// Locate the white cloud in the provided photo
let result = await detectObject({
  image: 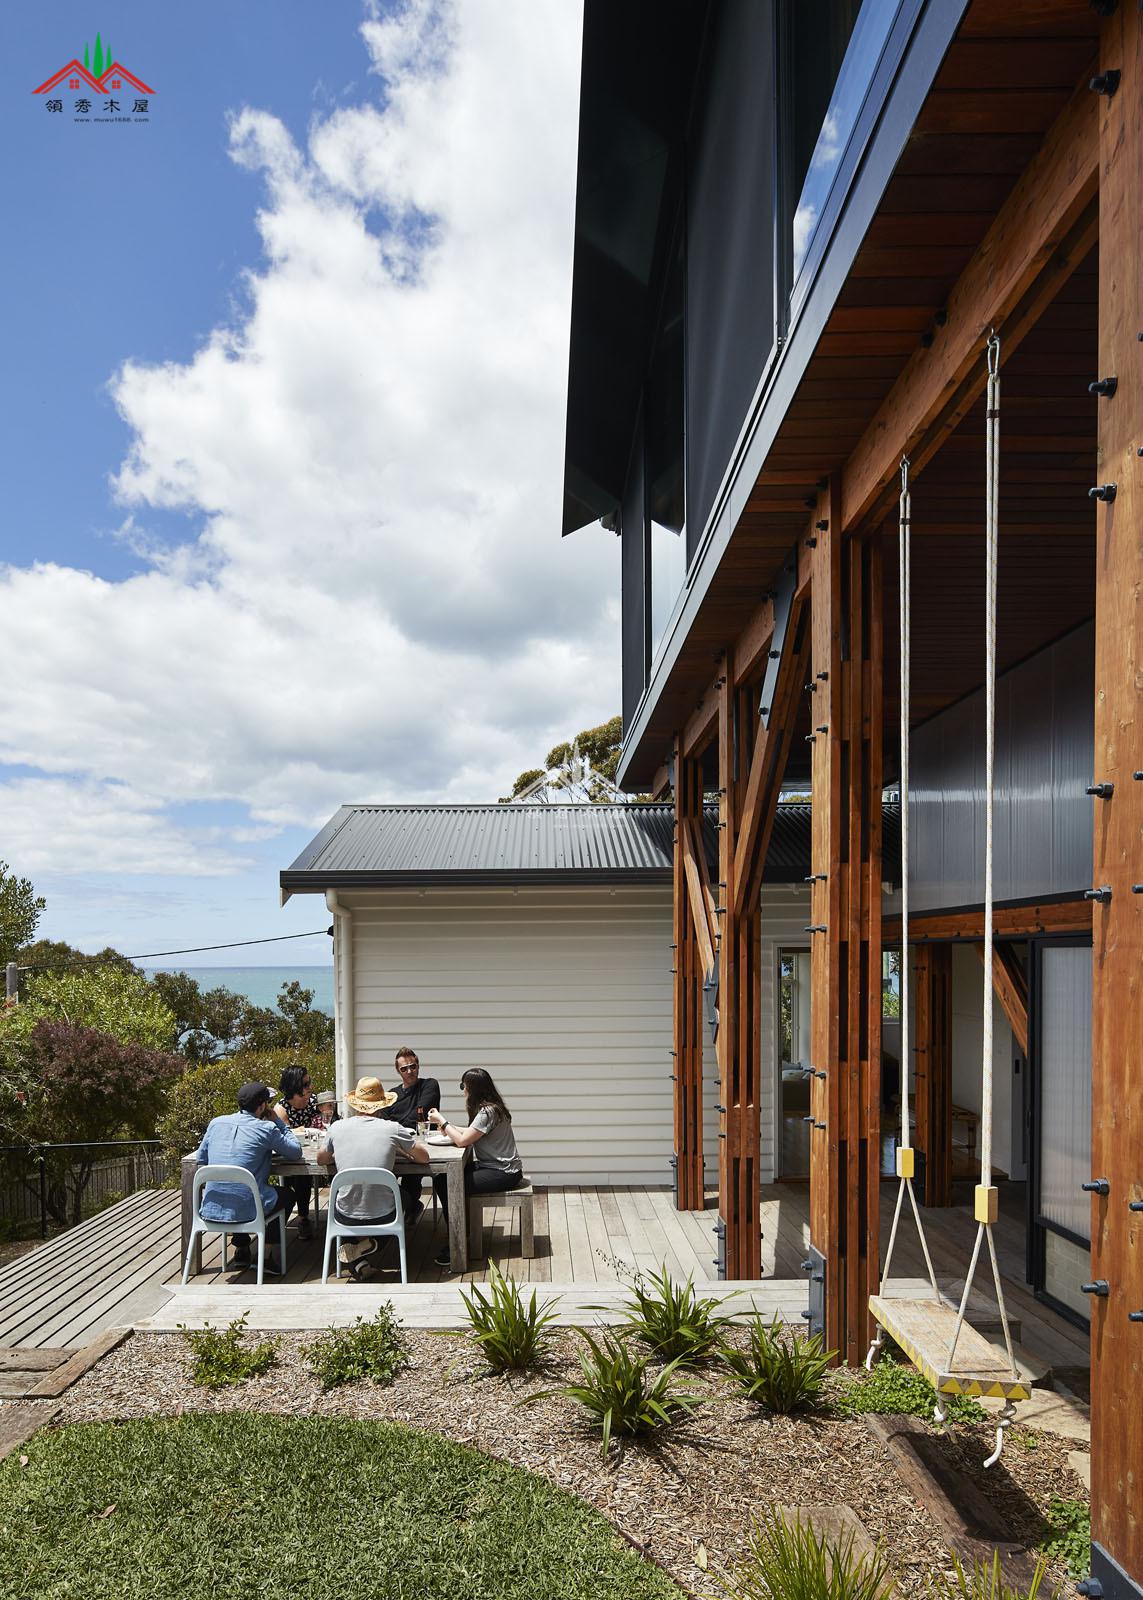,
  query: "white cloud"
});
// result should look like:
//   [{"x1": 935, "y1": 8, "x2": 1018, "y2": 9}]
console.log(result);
[
  {"x1": 0, "y1": 0, "x2": 611, "y2": 874},
  {"x1": 0, "y1": 779, "x2": 251, "y2": 878}
]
